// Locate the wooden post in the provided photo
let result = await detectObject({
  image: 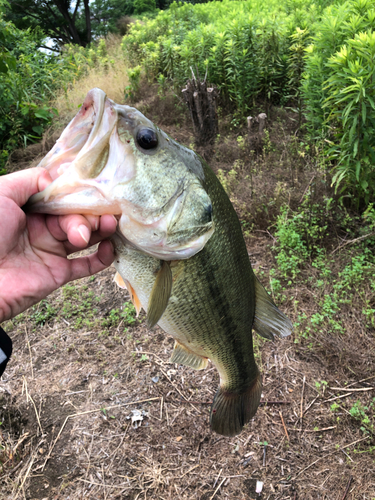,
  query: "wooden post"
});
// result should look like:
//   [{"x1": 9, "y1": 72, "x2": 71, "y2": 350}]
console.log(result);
[{"x1": 258, "y1": 113, "x2": 267, "y2": 135}]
